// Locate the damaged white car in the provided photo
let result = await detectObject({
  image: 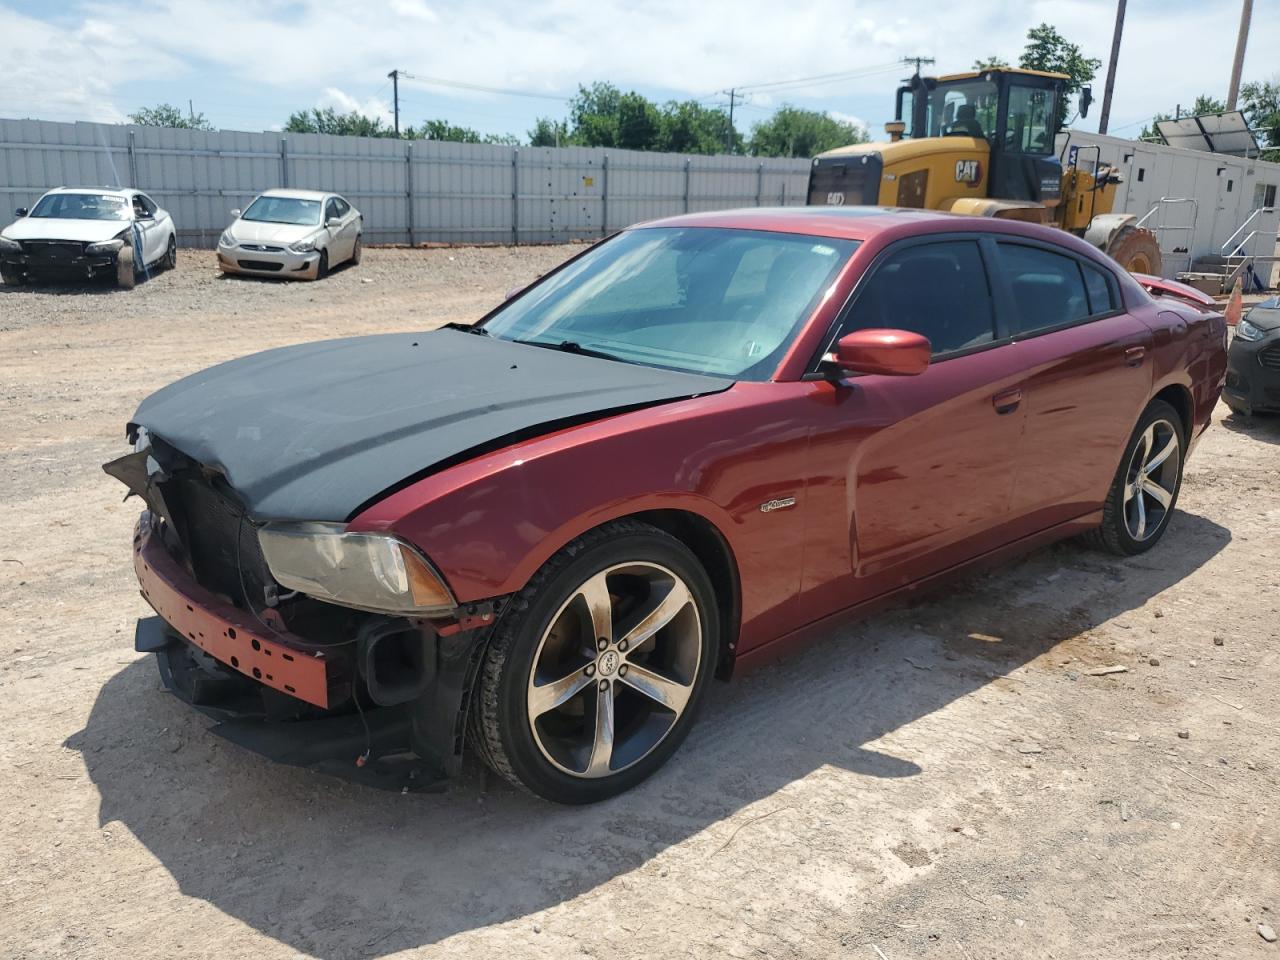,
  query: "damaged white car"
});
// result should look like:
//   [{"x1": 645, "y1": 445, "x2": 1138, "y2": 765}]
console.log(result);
[
  {"x1": 0, "y1": 187, "x2": 177, "y2": 289},
  {"x1": 216, "y1": 189, "x2": 362, "y2": 281}
]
